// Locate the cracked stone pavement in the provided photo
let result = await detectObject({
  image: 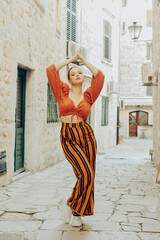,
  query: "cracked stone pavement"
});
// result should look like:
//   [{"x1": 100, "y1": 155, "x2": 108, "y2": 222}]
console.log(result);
[{"x1": 0, "y1": 139, "x2": 160, "y2": 240}]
